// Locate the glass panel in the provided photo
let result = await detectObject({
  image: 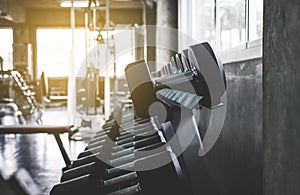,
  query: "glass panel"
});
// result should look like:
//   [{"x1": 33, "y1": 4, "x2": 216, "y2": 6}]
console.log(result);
[
  {"x1": 37, "y1": 28, "x2": 134, "y2": 78},
  {"x1": 178, "y1": 0, "x2": 194, "y2": 50},
  {"x1": 0, "y1": 28, "x2": 13, "y2": 70},
  {"x1": 249, "y1": 0, "x2": 263, "y2": 41},
  {"x1": 192, "y1": 0, "x2": 216, "y2": 47},
  {"x1": 37, "y1": 29, "x2": 72, "y2": 77},
  {"x1": 220, "y1": 0, "x2": 246, "y2": 50}
]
